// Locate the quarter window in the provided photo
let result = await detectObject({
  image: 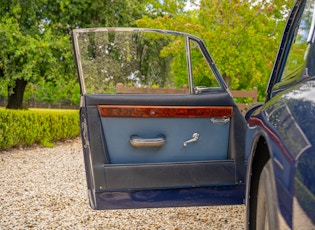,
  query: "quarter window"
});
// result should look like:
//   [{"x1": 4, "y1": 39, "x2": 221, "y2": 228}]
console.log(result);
[{"x1": 275, "y1": 0, "x2": 315, "y2": 89}]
